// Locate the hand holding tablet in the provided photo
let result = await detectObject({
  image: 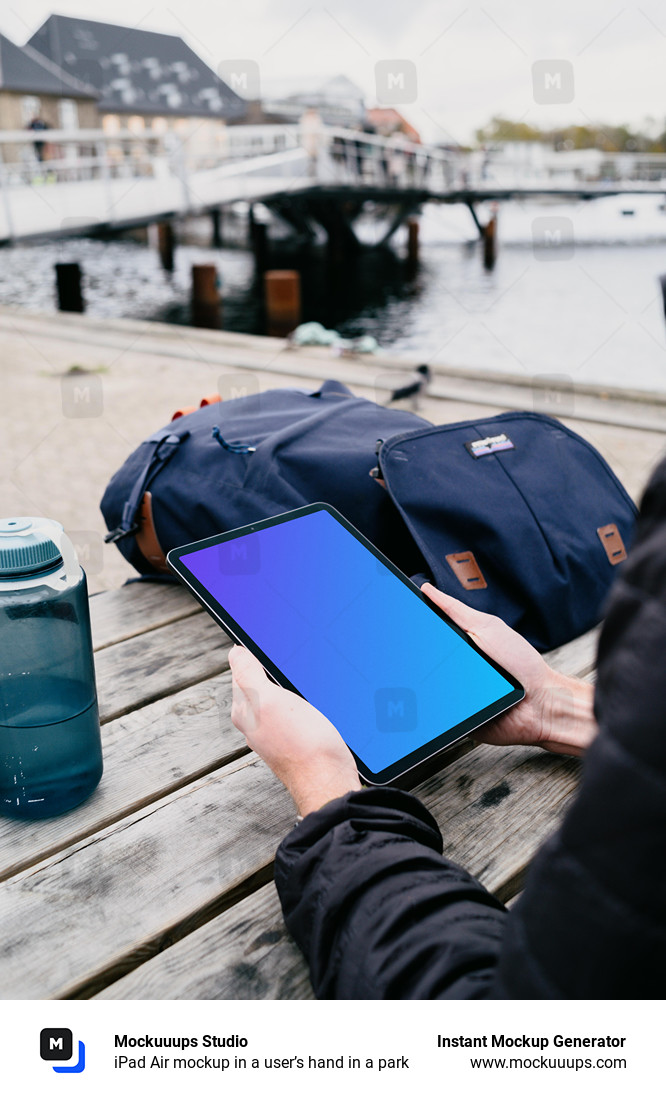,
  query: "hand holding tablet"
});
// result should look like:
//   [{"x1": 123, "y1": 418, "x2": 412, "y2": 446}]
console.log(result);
[
  {"x1": 228, "y1": 643, "x2": 363, "y2": 815},
  {"x1": 167, "y1": 504, "x2": 525, "y2": 788}
]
